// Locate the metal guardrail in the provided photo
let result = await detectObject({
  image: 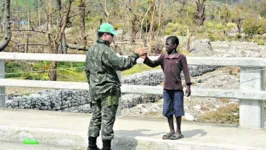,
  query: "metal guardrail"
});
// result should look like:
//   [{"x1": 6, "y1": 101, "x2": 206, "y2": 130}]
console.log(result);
[{"x1": 0, "y1": 52, "x2": 265, "y2": 129}]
